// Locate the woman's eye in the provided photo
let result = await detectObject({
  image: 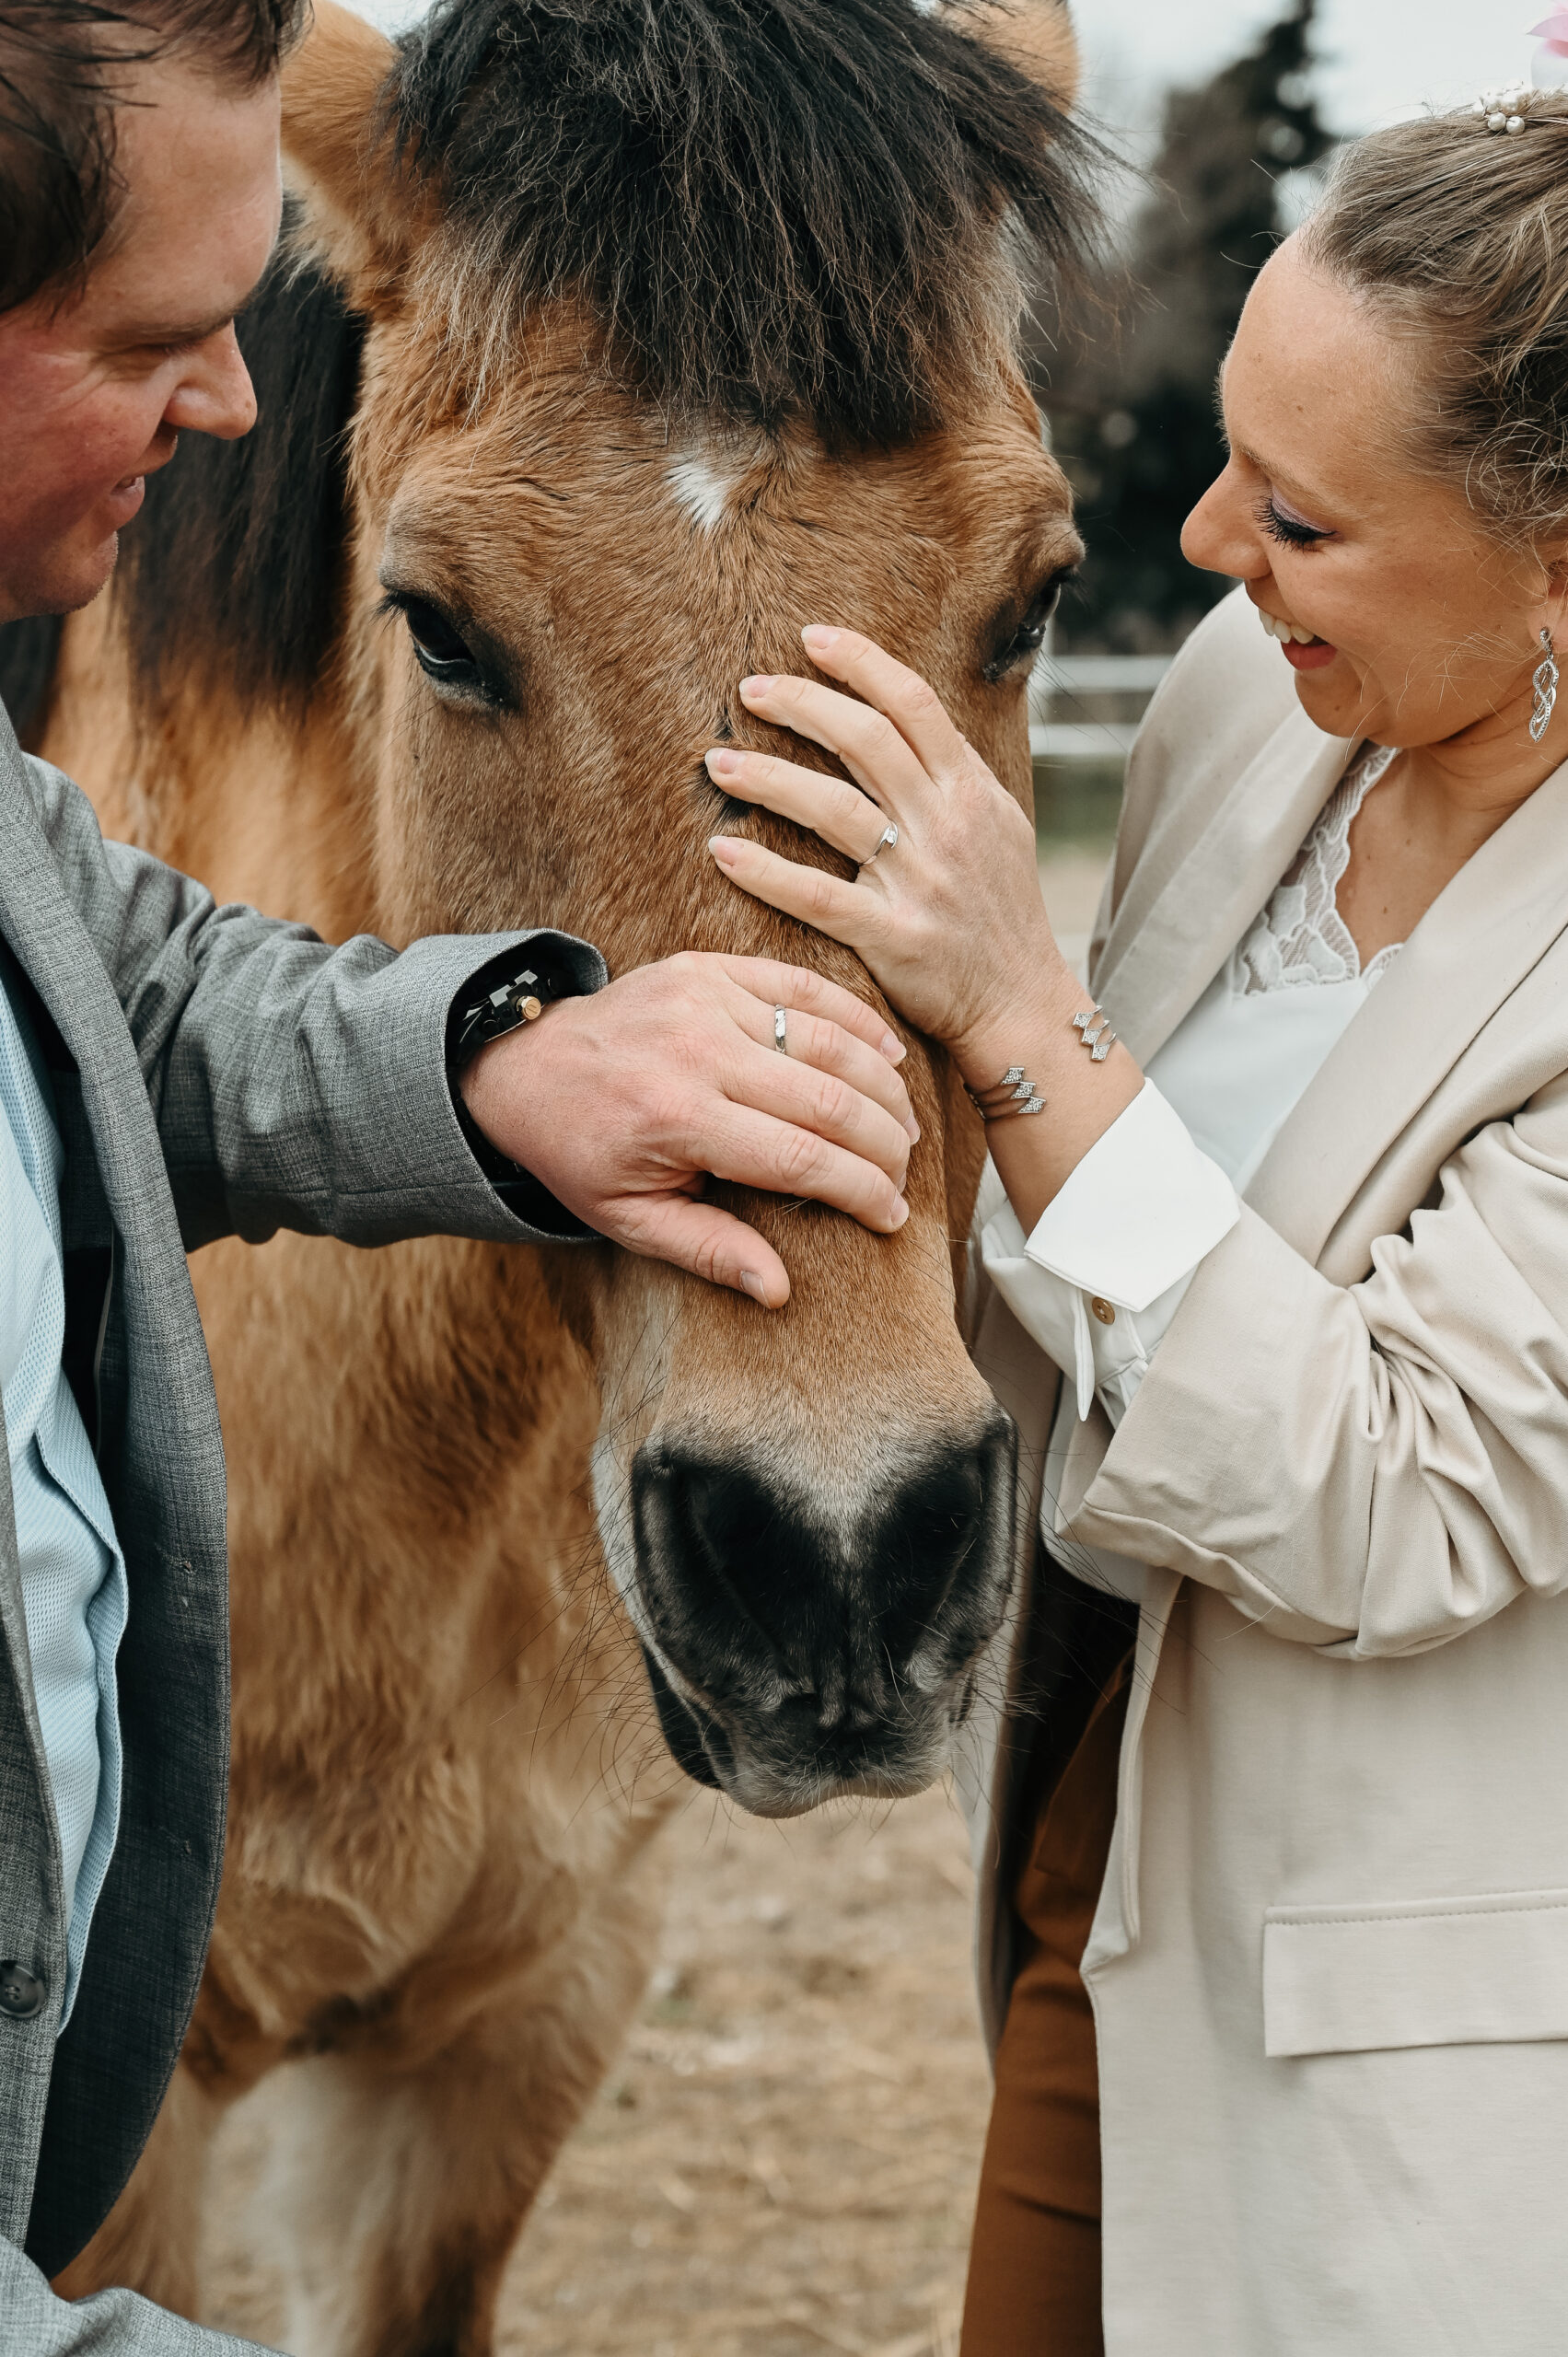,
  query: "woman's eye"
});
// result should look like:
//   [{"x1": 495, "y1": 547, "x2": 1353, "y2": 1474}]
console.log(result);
[
  {"x1": 1259, "y1": 499, "x2": 1330, "y2": 551},
  {"x1": 985, "y1": 569, "x2": 1074, "y2": 683}
]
